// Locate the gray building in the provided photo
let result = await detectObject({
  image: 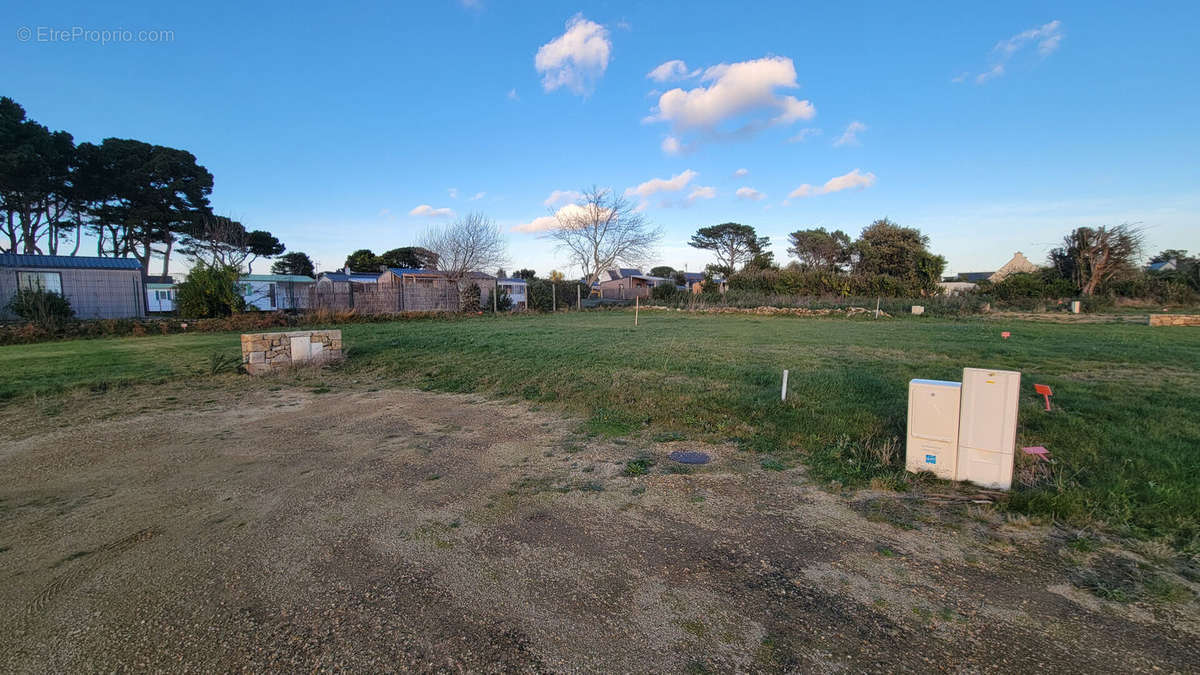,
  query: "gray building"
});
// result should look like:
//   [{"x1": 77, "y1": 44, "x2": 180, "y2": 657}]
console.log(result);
[{"x1": 0, "y1": 254, "x2": 146, "y2": 319}]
